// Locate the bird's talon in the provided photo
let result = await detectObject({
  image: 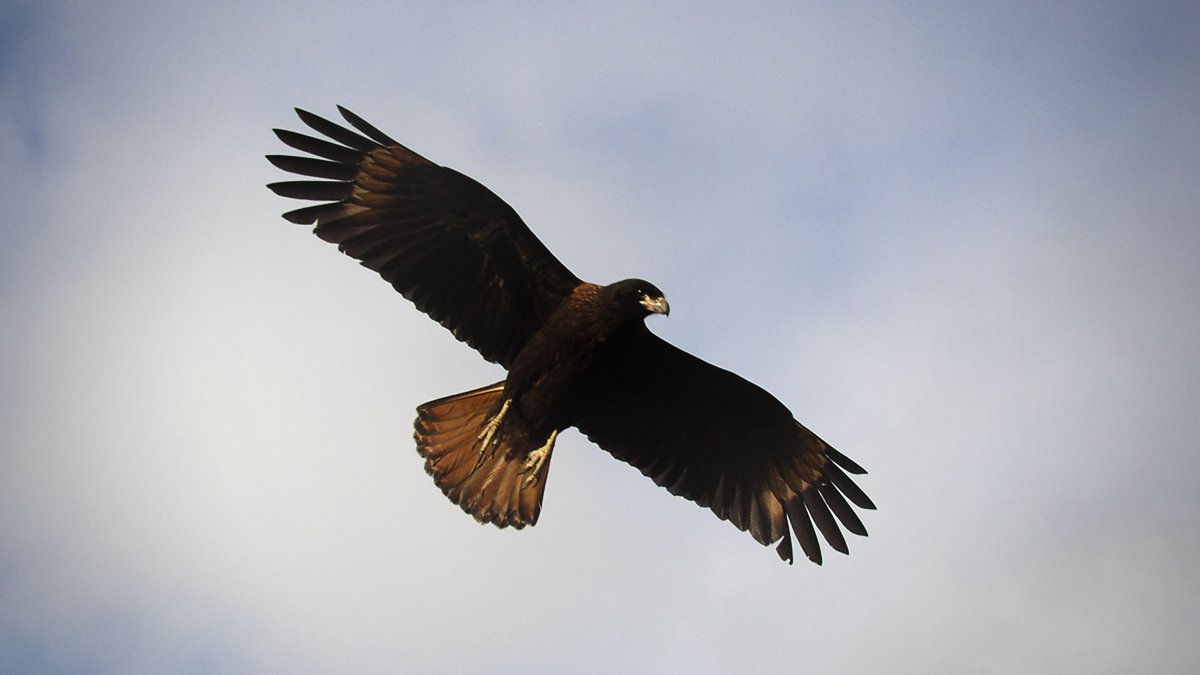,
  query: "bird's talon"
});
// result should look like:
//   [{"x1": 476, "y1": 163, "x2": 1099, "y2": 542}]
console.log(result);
[
  {"x1": 521, "y1": 430, "x2": 557, "y2": 487},
  {"x1": 476, "y1": 399, "x2": 511, "y2": 457}
]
